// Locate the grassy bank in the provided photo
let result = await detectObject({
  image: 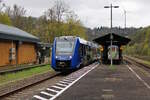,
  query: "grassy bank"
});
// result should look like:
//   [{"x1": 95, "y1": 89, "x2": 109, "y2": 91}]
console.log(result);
[{"x1": 0, "y1": 65, "x2": 53, "y2": 85}]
